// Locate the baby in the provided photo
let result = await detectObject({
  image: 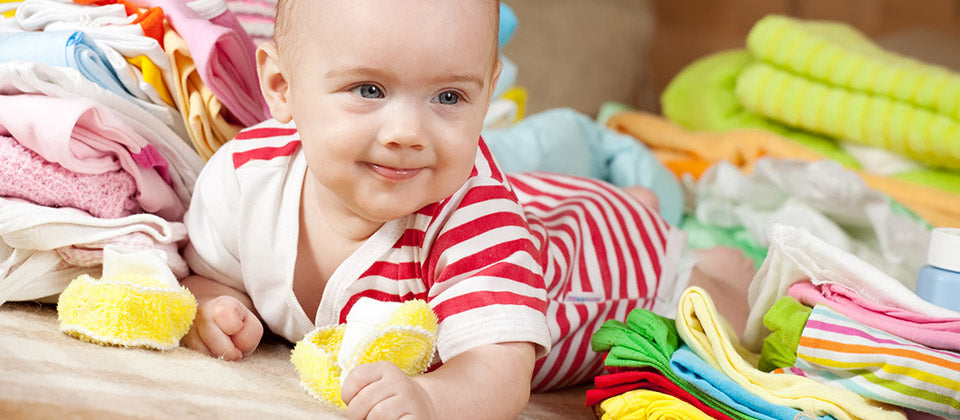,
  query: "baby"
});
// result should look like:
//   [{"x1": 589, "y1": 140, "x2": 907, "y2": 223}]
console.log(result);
[{"x1": 180, "y1": 1, "x2": 754, "y2": 418}]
